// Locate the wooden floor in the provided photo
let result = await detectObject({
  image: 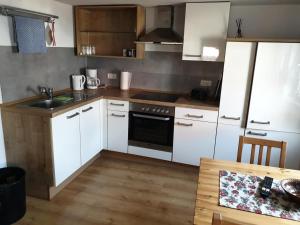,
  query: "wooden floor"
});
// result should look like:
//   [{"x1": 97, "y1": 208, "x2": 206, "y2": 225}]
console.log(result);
[{"x1": 17, "y1": 151, "x2": 199, "y2": 225}]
